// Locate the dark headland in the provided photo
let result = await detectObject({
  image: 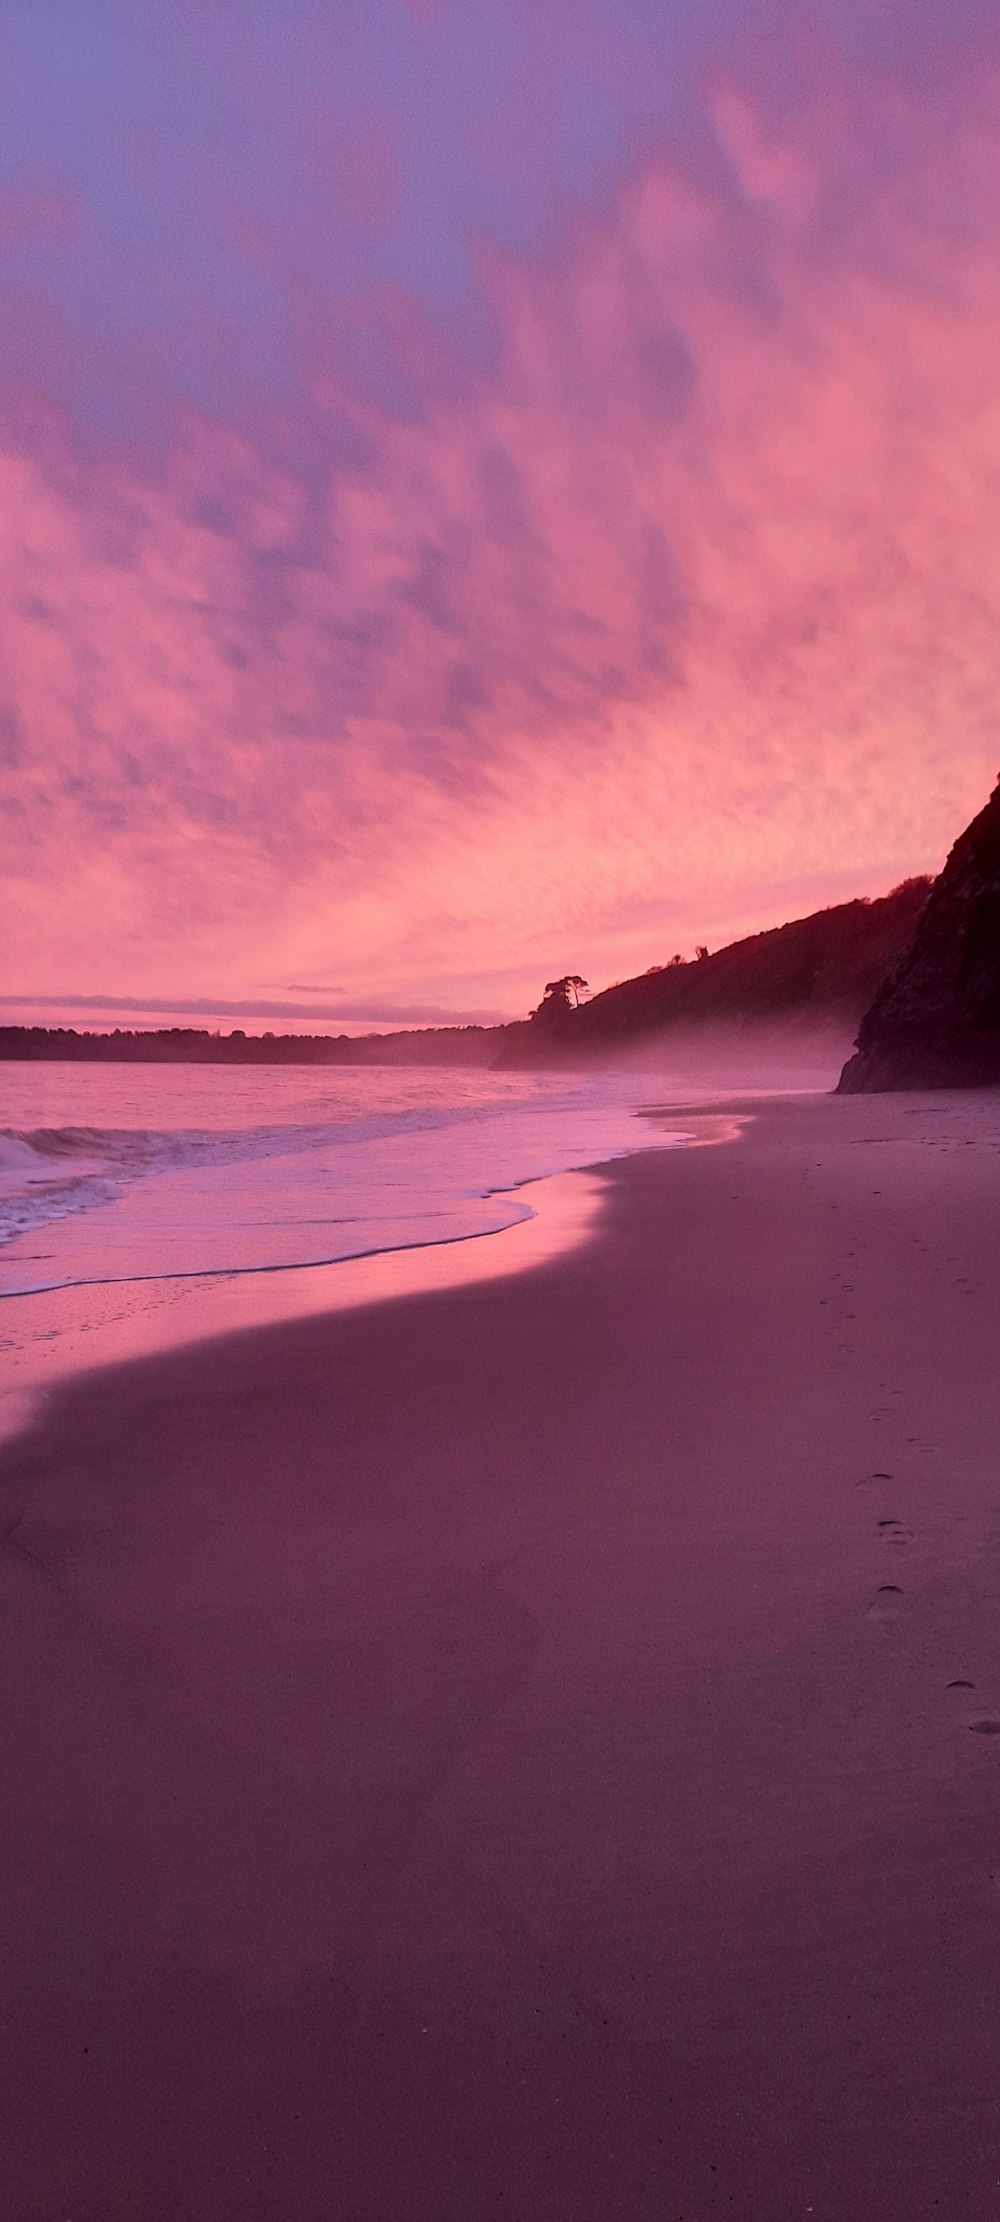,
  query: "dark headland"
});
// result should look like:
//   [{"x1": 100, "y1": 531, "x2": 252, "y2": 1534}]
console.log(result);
[{"x1": 839, "y1": 775, "x2": 1000, "y2": 1090}]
